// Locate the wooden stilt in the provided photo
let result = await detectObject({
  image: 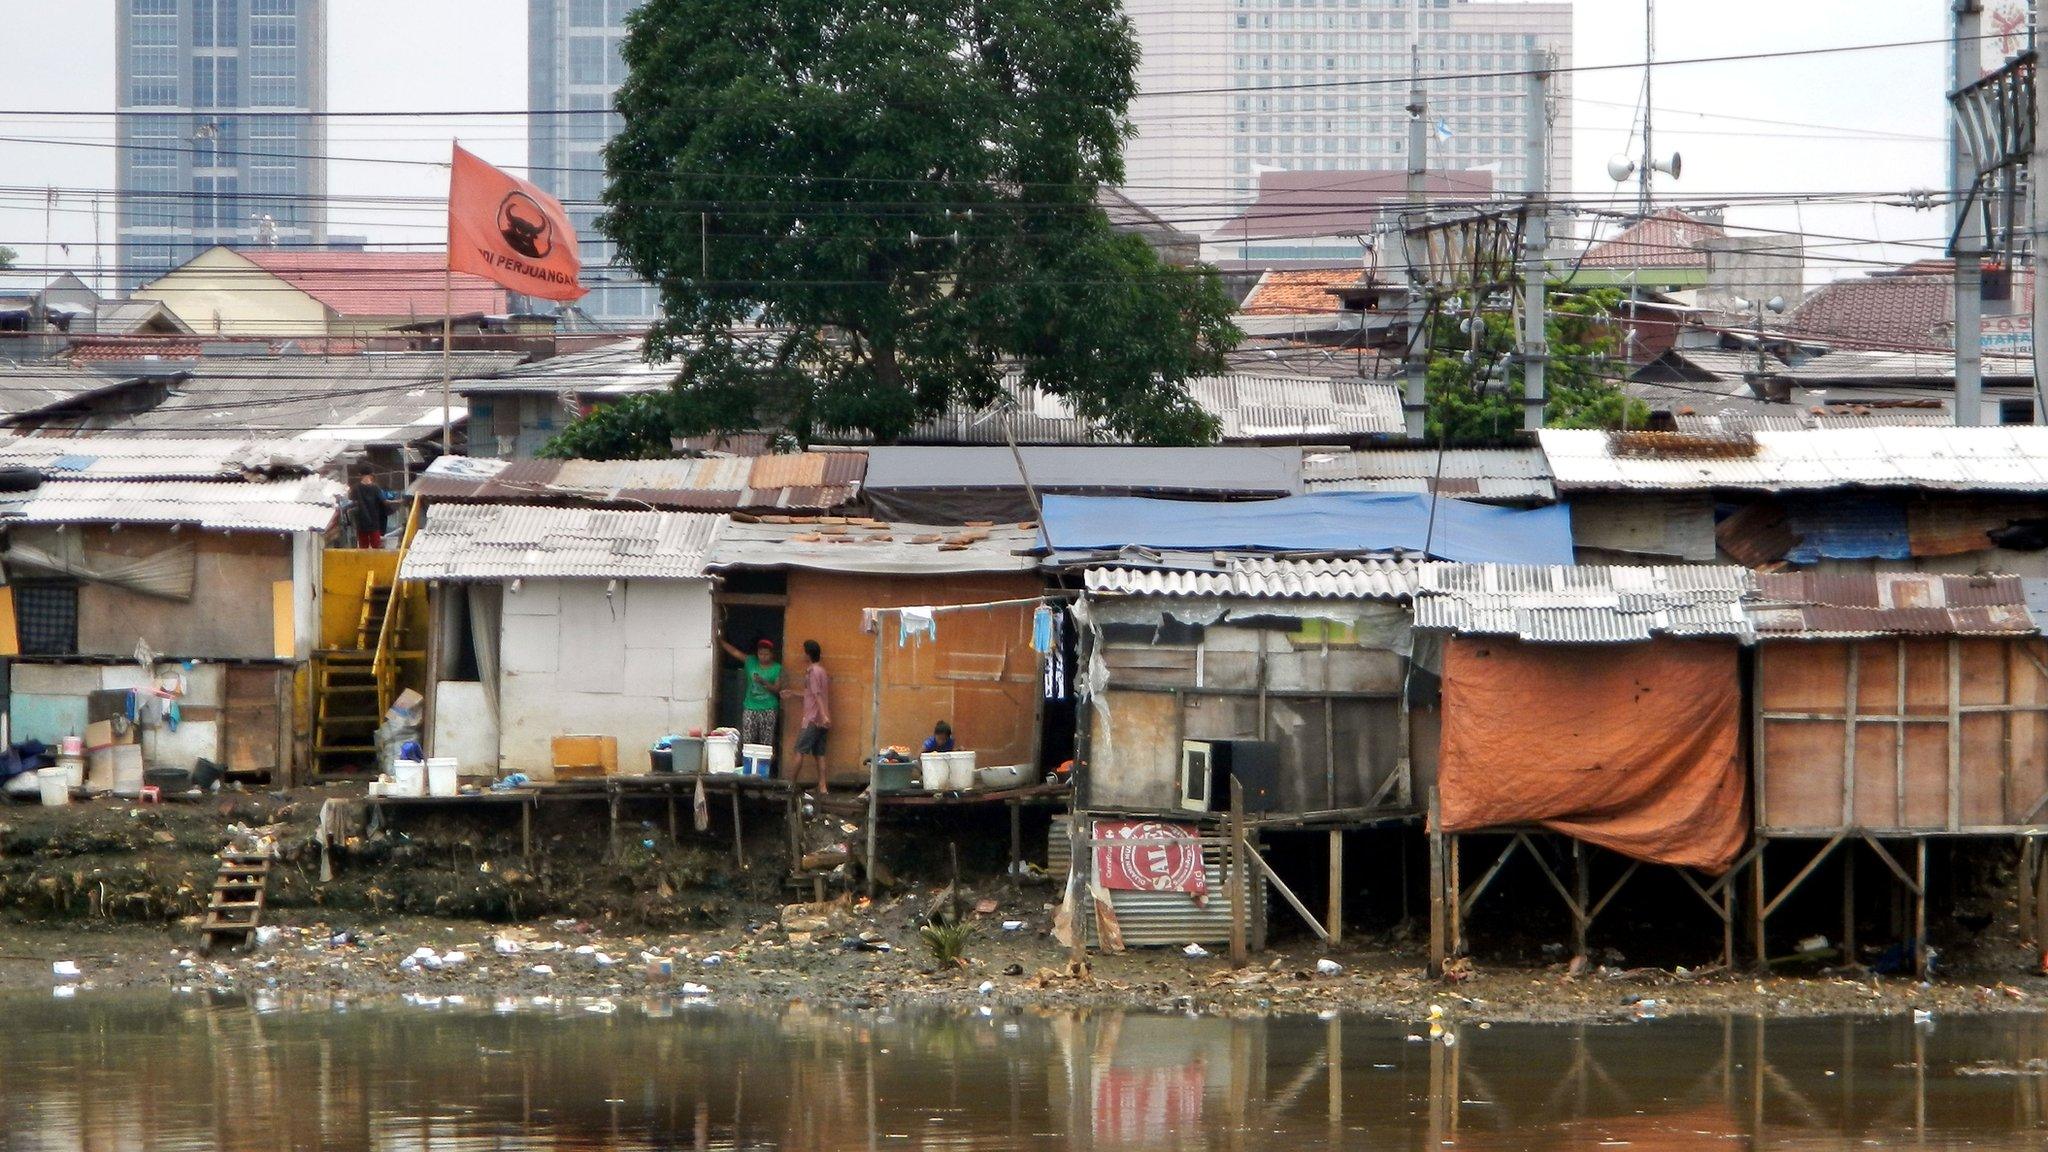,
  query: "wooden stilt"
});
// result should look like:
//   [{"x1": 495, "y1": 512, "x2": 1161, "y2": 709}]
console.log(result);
[
  {"x1": 1326, "y1": 828, "x2": 1344, "y2": 947},
  {"x1": 2034, "y1": 839, "x2": 2048, "y2": 968},
  {"x1": 1842, "y1": 845, "x2": 1856, "y2": 966},
  {"x1": 731, "y1": 790, "x2": 745, "y2": 870},
  {"x1": 1752, "y1": 841, "x2": 1769, "y2": 972},
  {"x1": 1448, "y1": 834, "x2": 1463, "y2": 959},
  {"x1": 1229, "y1": 778, "x2": 1248, "y2": 968},
  {"x1": 1010, "y1": 800, "x2": 1023, "y2": 879},
  {"x1": 1571, "y1": 839, "x2": 1590, "y2": 961},
  {"x1": 1914, "y1": 837, "x2": 1929, "y2": 981},
  {"x1": 1427, "y1": 788, "x2": 1446, "y2": 979}
]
